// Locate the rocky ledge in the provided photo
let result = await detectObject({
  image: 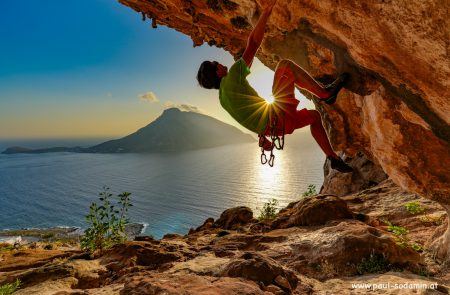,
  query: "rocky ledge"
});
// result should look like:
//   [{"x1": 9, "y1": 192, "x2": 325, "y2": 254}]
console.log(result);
[{"x1": 0, "y1": 180, "x2": 448, "y2": 294}]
